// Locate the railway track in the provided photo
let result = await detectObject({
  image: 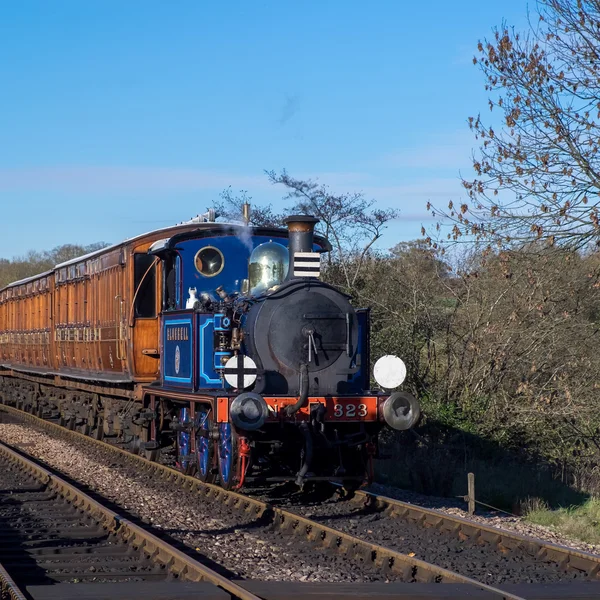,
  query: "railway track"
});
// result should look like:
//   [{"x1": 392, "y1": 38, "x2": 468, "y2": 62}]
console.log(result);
[
  {"x1": 1, "y1": 404, "x2": 599, "y2": 600},
  {"x1": 353, "y1": 487, "x2": 600, "y2": 578},
  {"x1": 0, "y1": 434, "x2": 263, "y2": 600},
  {"x1": 264, "y1": 484, "x2": 600, "y2": 585}
]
